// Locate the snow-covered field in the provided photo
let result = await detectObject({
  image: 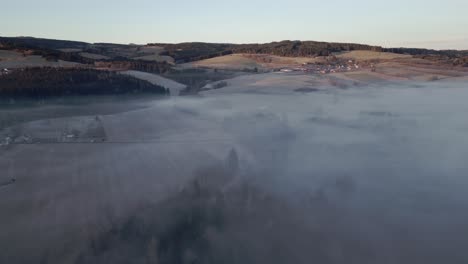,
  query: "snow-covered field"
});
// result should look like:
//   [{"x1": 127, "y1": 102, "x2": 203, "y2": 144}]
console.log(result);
[{"x1": 2, "y1": 81, "x2": 468, "y2": 263}]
